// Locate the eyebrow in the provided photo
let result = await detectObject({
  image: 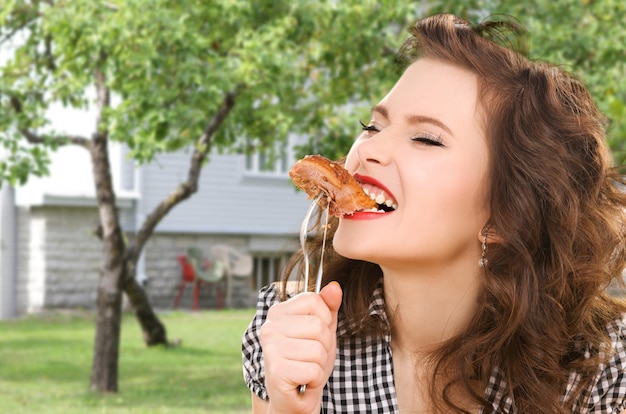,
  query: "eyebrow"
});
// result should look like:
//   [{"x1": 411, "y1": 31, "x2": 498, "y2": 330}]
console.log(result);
[{"x1": 372, "y1": 104, "x2": 453, "y2": 136}]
